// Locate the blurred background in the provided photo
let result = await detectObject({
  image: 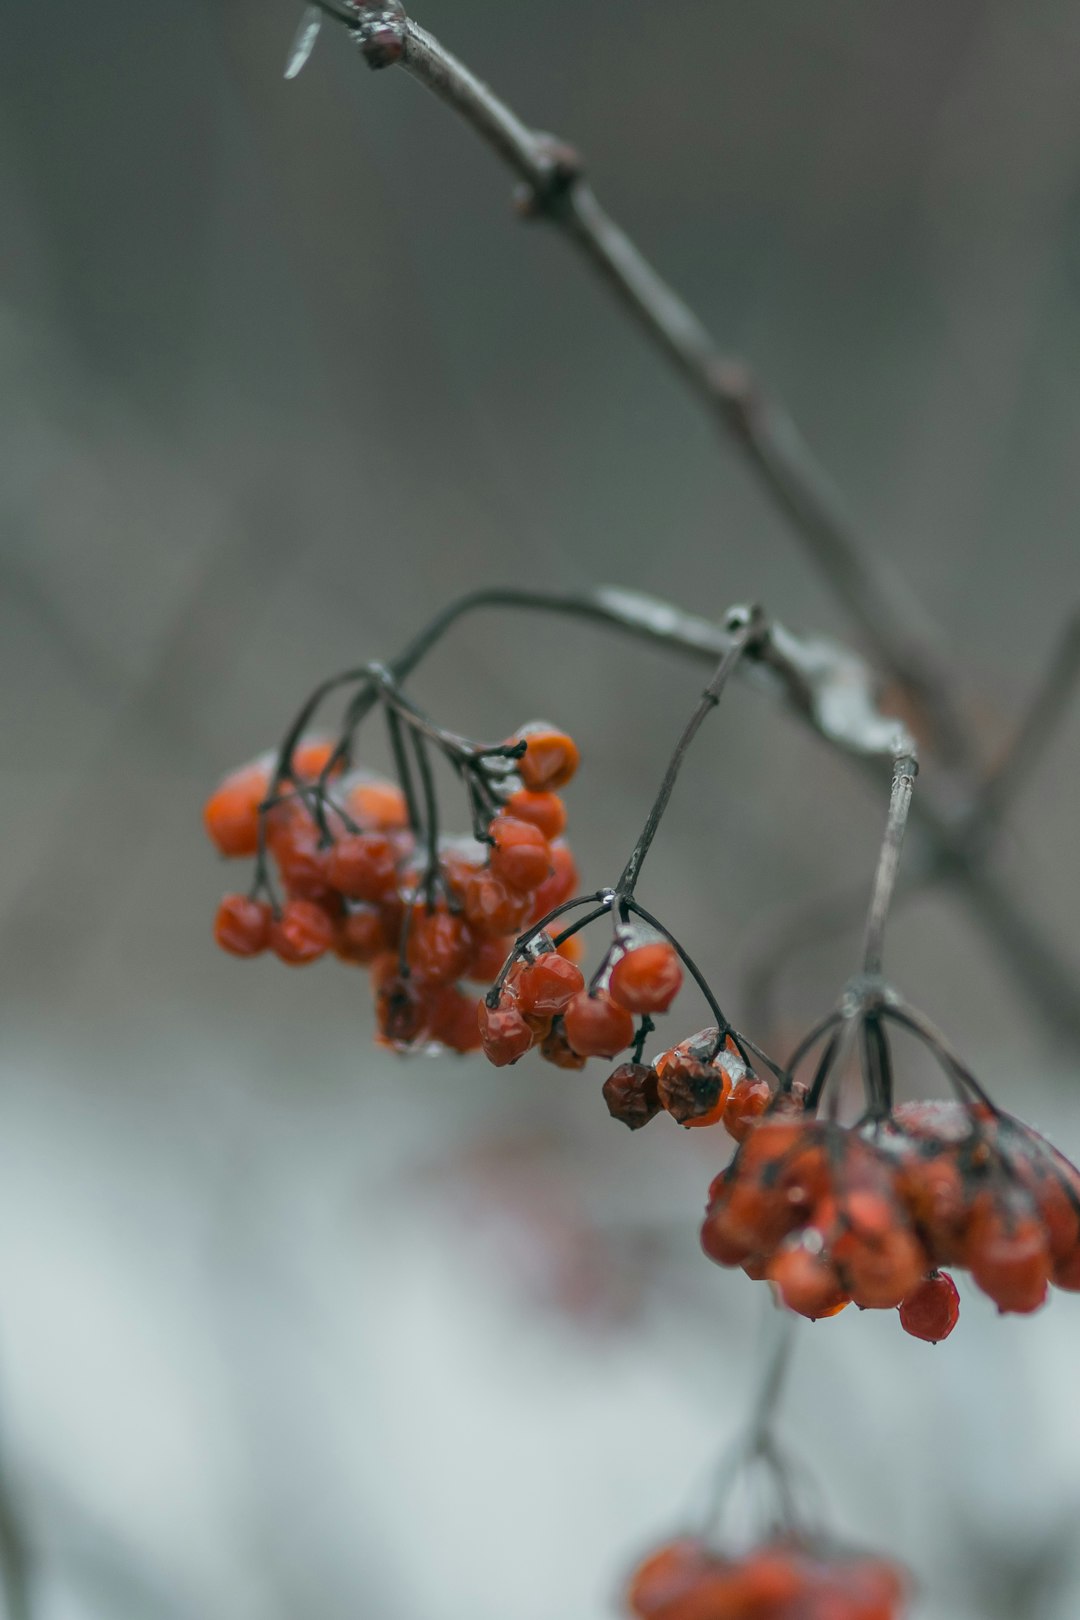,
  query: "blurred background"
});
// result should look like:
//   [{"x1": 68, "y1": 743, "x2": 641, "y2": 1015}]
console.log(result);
[{"x1": 3, "y1": 1, "x2": 1080, "y2": 1615}]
